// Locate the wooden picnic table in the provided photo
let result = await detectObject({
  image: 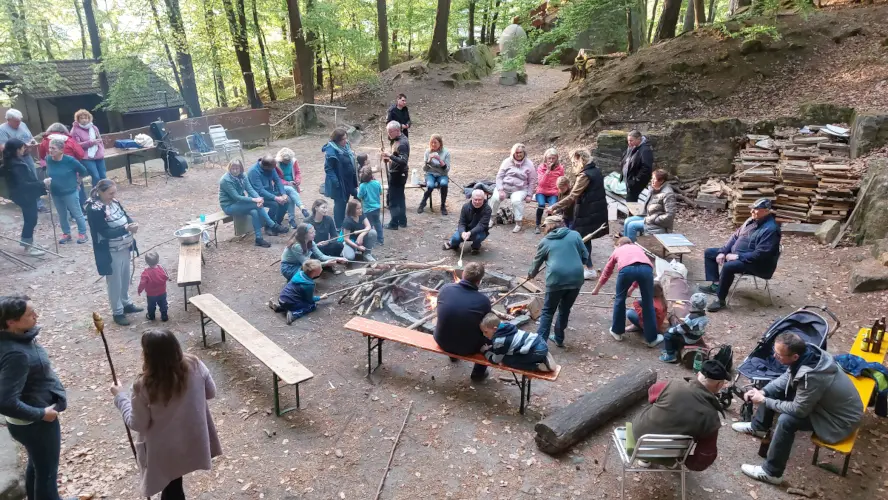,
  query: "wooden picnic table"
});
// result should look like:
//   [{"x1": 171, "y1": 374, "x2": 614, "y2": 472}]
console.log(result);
[{"x1": 104, "y1": 147, "x2": 158, "y2": 186}]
